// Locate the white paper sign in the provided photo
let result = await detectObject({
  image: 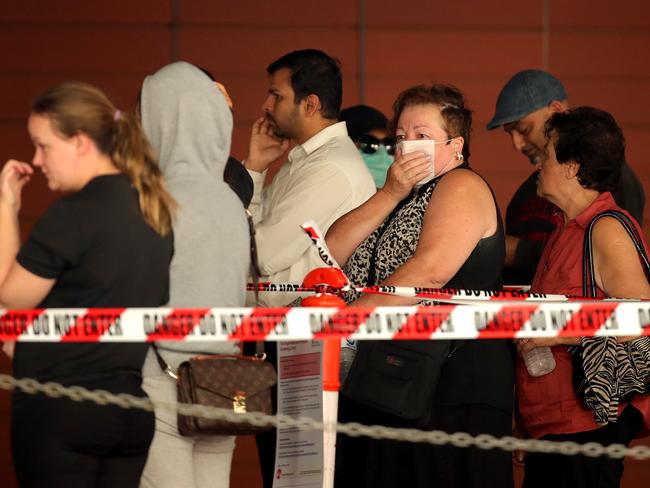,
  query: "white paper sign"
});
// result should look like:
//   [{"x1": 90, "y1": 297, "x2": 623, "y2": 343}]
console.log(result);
[{"x1": 273, "y1": 340, "x2": 324, "y2": 488}]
